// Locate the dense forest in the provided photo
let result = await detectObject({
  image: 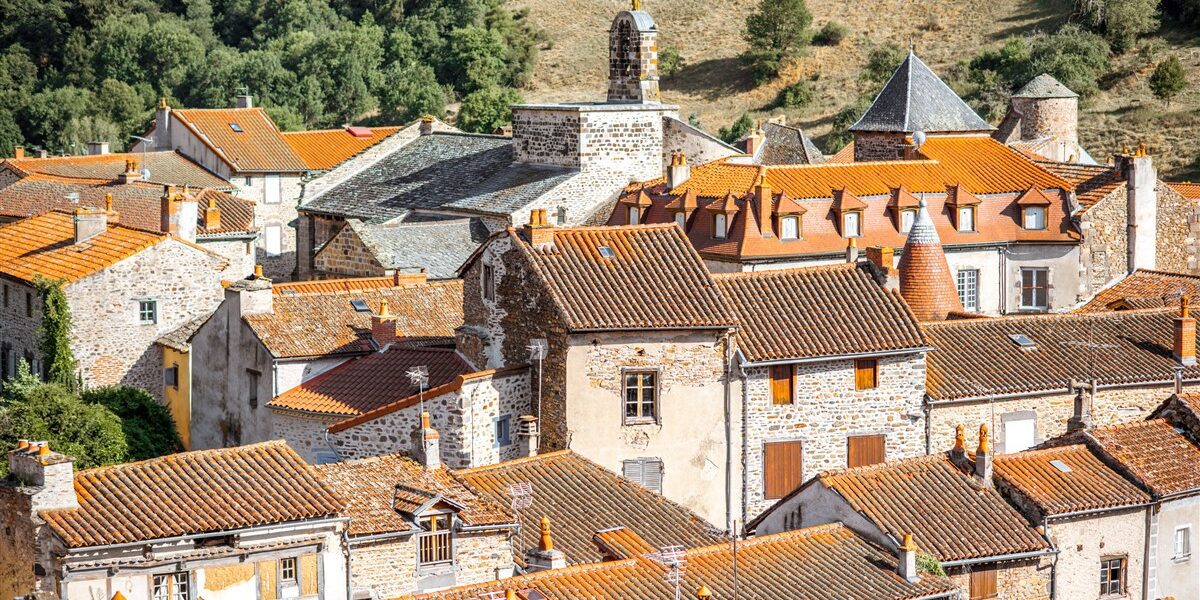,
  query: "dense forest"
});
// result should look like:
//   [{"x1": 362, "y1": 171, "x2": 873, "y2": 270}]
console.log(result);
[{"x1": 0, "y1": 0, "x2": 541, "y2": 154}]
